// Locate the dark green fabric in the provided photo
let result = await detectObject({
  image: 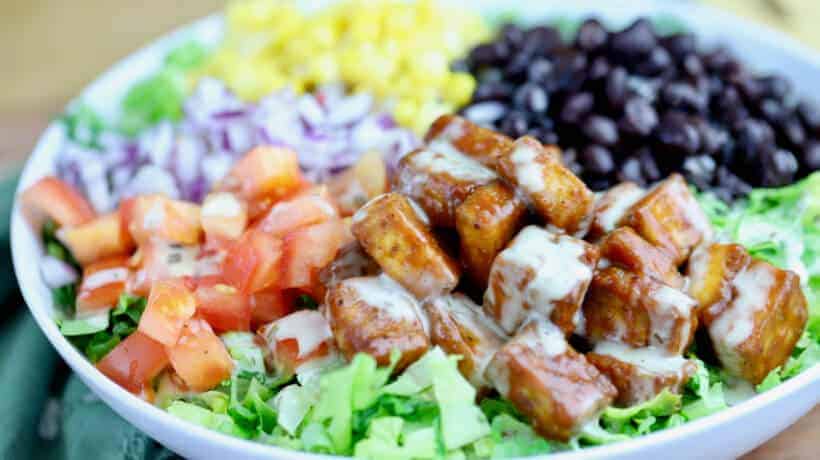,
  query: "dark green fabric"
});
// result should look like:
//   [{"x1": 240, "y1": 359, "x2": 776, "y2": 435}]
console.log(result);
[{"x1": 0, "y1": 173, "x2": 176, "y2": 460}]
